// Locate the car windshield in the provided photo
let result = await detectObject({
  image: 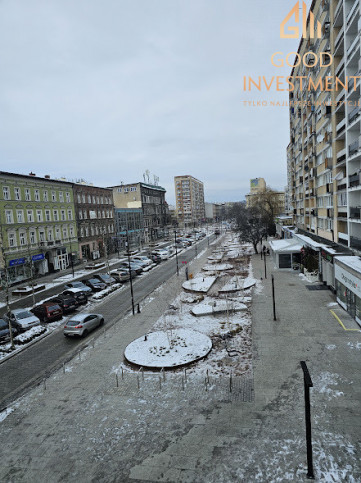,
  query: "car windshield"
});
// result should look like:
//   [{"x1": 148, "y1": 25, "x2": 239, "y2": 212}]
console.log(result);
[
  {"x1": 0, "y1": 319, "x2": 8, "y2": 329},
  {"x1": 15, "y1": 310, "x2": 33, "y2": 320},
  {"x1": 72, "y1": 282, "x2": 84, "y2": 288},
  {"x1": 89, "y1": 279, "x2": 100, "y2": 283},
  {"x1": 48, "y1": 305, "x2": 60, "y2": 311}
]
